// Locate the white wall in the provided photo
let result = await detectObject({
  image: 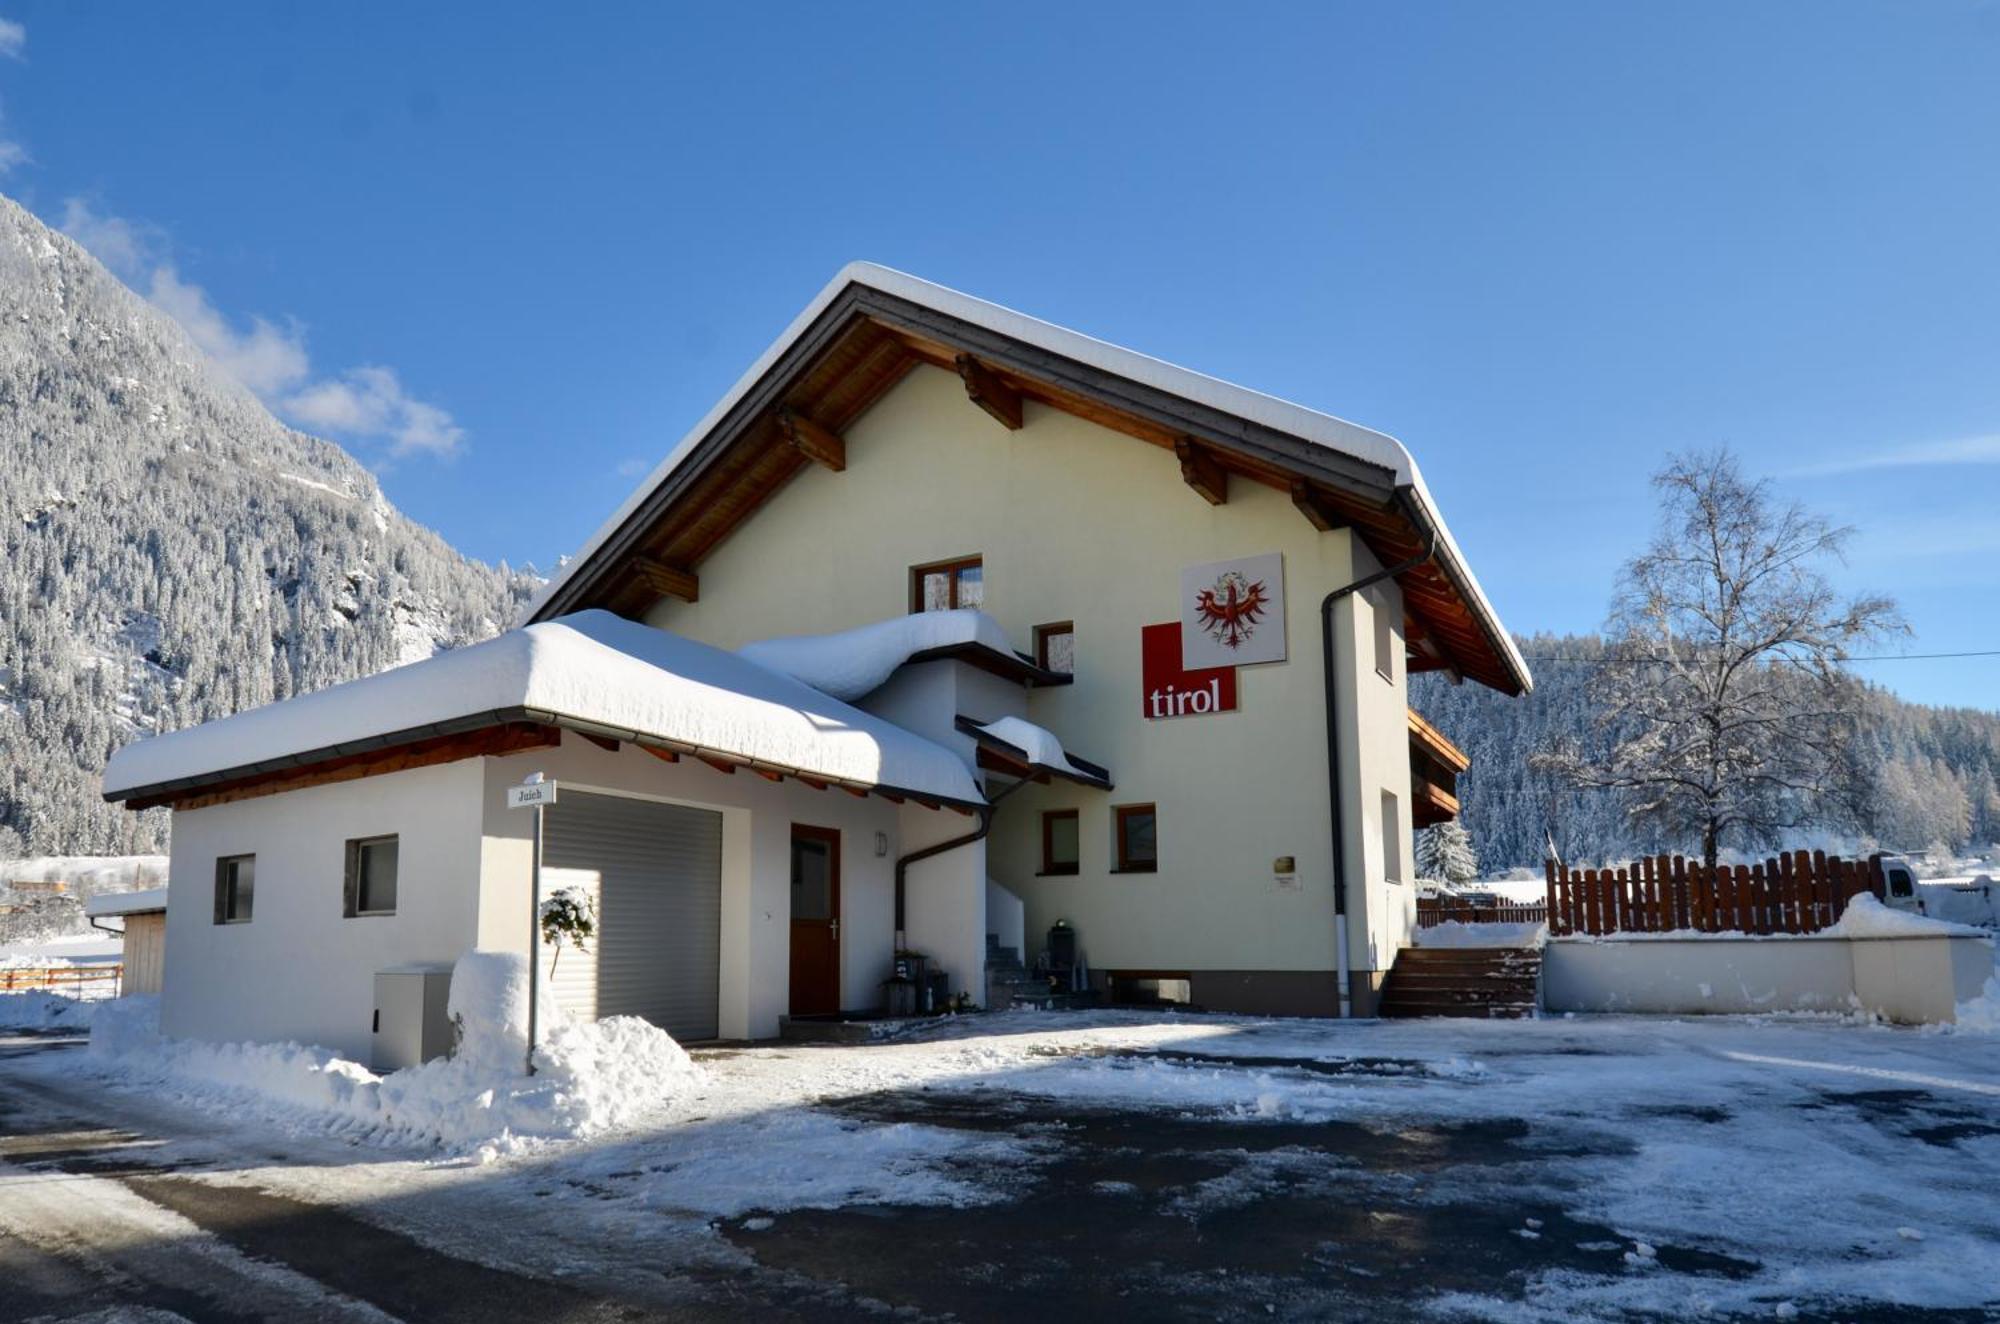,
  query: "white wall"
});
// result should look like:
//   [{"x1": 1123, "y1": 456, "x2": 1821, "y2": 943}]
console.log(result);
[
  {"x1": 1544, "y1": 935, "x2": 1996, "y2": 1024},
  {"x1": 641, "y1": 364, "x2": 1420, "y2": 987},
  {"x1": 899, "y1": 799, "x2": 988, "y2": 1005},
  {"x1": 1330, "y1": 544, "x2": 1416, "y2": 982},
  {"x1": 160, "y1": 759, "x2": 485, "y2": 1061},
  {"x1": 986, "y1": 878, "x2": 1025, "y2": 962},
  {"x1": 479, "y1": 732, "x2": 907, "y2": 1039}
]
